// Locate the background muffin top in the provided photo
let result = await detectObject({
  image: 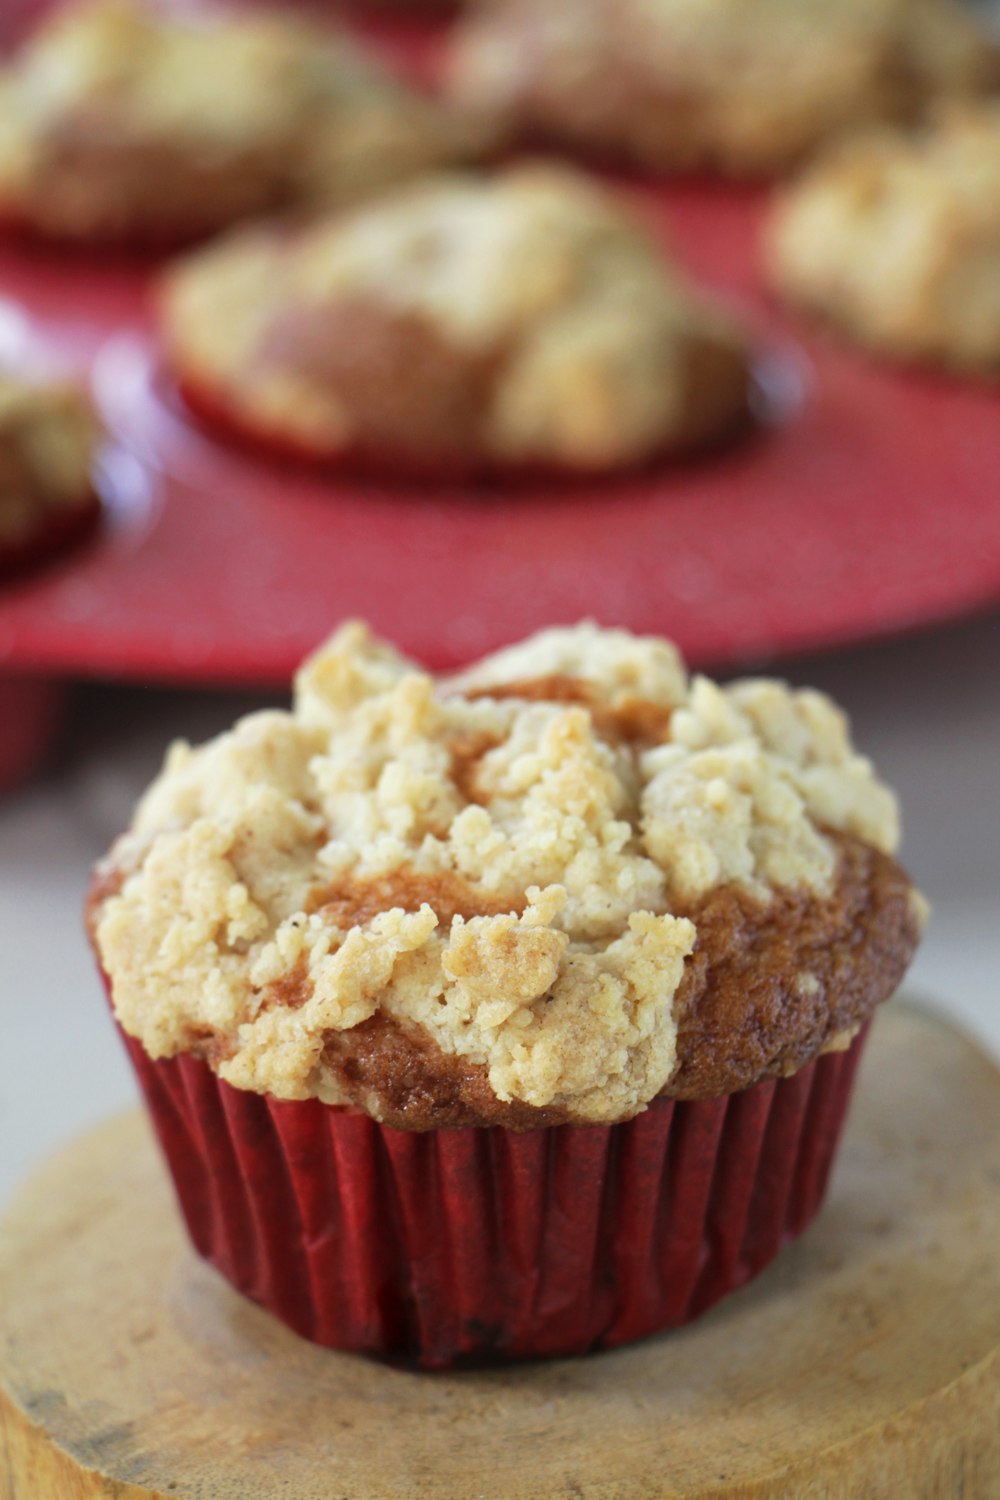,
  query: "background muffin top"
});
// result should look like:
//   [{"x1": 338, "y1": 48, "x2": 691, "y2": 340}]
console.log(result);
[
  {"x1": 0, "y1": 375, "x2": 97, "y2": 544},
  {"x1": 448, "y1": 0, "x2": 999, "y2": 176},
  {"x1": 766, "y1": 102, "x2": 1000, "y2": 373},
  {"x1": 0, "y1": 0, "x2": 477, "y2": 246},
  {"x1": 160, "y1": 164, "x2": 751, "y2": 476}
]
